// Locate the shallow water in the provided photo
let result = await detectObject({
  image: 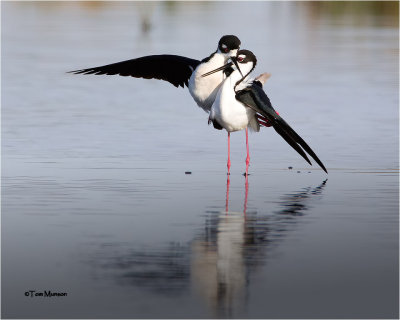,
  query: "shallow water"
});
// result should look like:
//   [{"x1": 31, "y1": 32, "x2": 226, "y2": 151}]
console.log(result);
[{"x1": 2, "y1": 2, "x2": 399, "y2": 319}]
